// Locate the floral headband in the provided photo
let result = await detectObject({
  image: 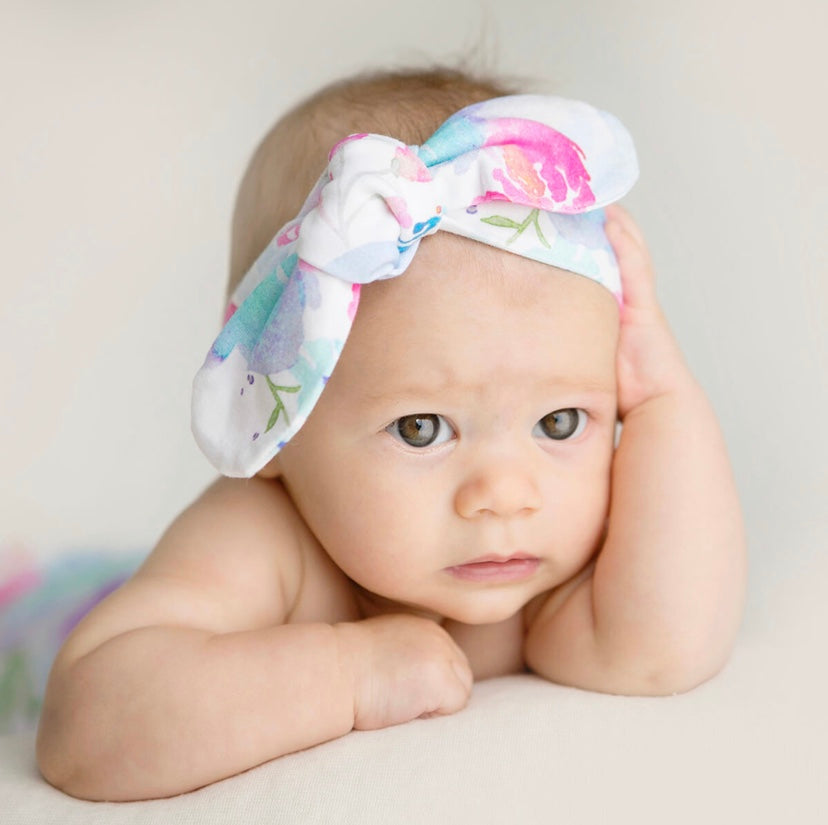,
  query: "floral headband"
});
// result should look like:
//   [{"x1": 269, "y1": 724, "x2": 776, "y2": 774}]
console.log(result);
[{"x1": 192, "y1": 94, "x2": 639, "y2": 476}]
